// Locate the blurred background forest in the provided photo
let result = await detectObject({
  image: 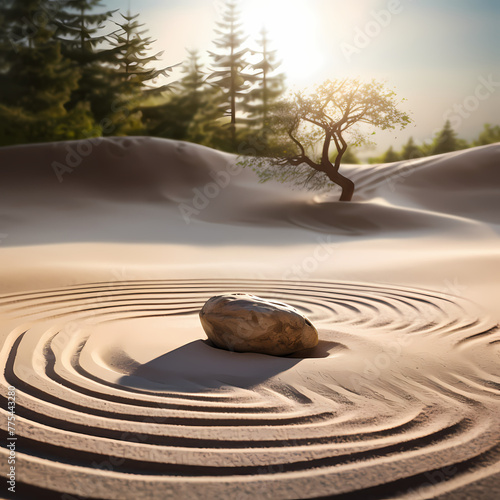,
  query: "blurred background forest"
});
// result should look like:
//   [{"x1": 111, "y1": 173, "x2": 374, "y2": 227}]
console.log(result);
[{"x1": 0, "y1": 0, "x2": 499, "y2": 162}]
